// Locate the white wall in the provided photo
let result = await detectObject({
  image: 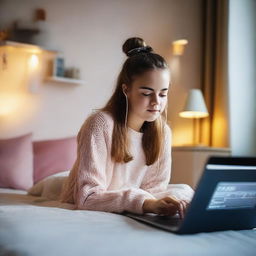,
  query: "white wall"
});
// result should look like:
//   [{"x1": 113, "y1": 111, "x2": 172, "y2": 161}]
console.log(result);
[
  {"x1": 228, "y1": 0, "x2": 256, "y2": 156},
  {"x1": 0, "y1": 0, "x2": 203, "y2": 144}
]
